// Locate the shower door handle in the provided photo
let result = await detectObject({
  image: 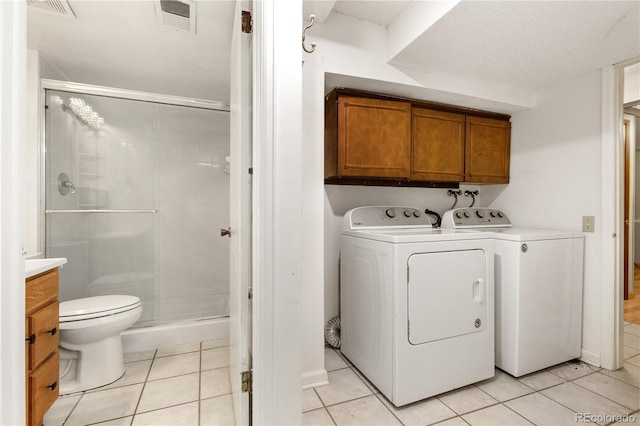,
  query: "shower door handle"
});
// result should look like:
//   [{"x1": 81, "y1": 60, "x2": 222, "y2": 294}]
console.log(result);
[{"x1": 220, "y1": 227, "x2": 231, "y2": 238}]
